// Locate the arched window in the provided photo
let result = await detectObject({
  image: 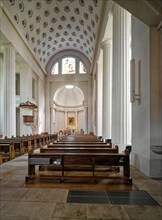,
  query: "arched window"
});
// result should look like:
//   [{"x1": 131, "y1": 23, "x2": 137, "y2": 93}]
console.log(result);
[{"x1": 51, "y1": 56, "x2": 87, "y2": 75}]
